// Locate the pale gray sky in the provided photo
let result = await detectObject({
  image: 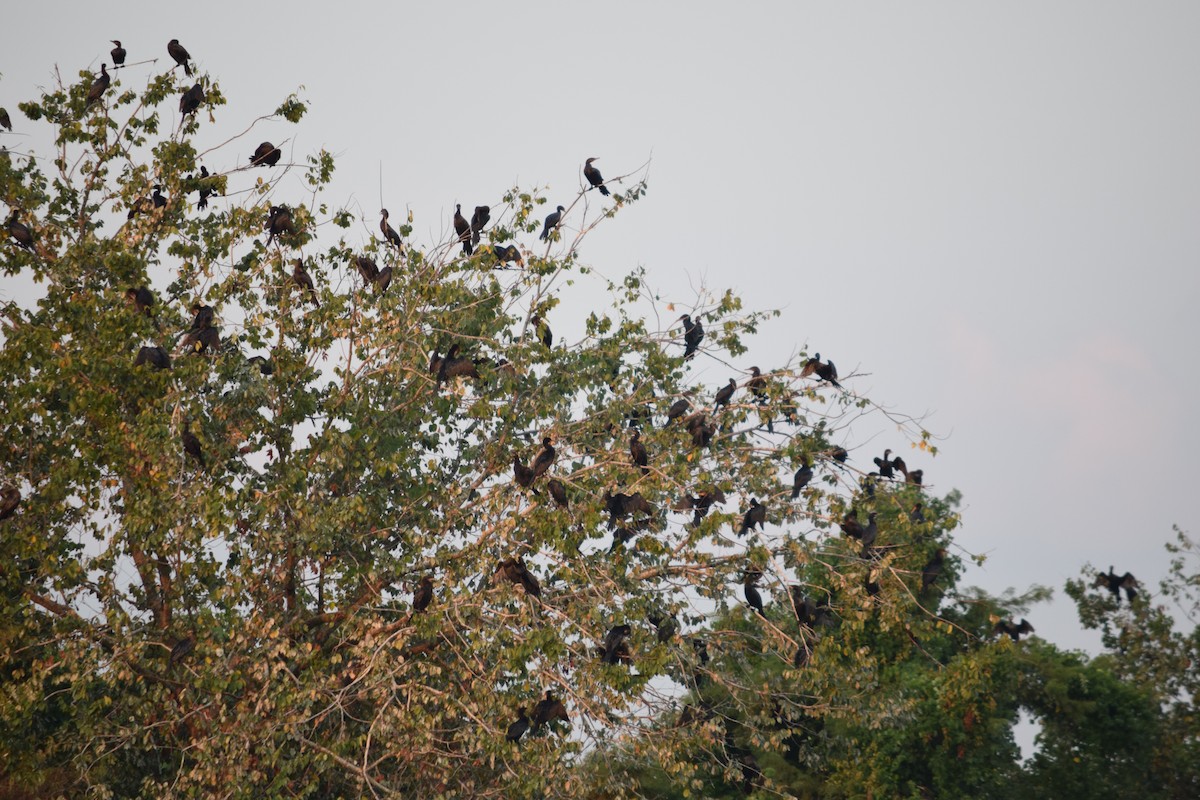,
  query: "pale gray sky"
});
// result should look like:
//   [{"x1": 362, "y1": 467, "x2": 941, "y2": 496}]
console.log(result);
[{"x1": 4, "y1": 1, "x2": 1198, "y2": 653}]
